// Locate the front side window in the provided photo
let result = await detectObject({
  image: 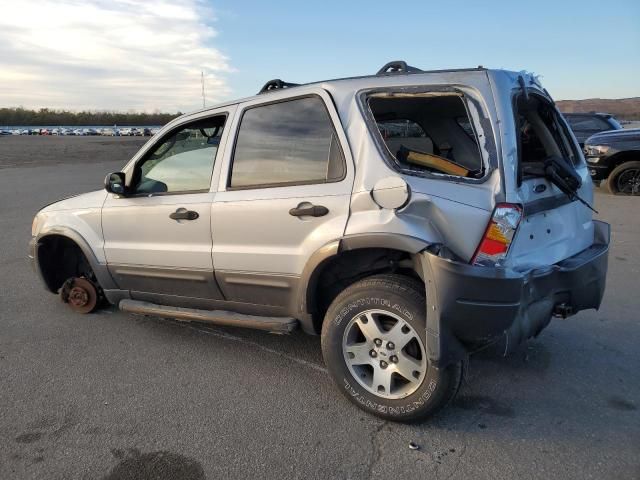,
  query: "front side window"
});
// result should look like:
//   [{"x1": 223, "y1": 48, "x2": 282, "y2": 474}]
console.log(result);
[
  {"x1": 229, "y1": 96, "x2": 345, "y2": 188},
  {"x1": 369, "y1": 94, "x2": 484, "y2": 179},
  {"x1": 132, "y1": 115, "x2": 226, "y2": 194}
]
